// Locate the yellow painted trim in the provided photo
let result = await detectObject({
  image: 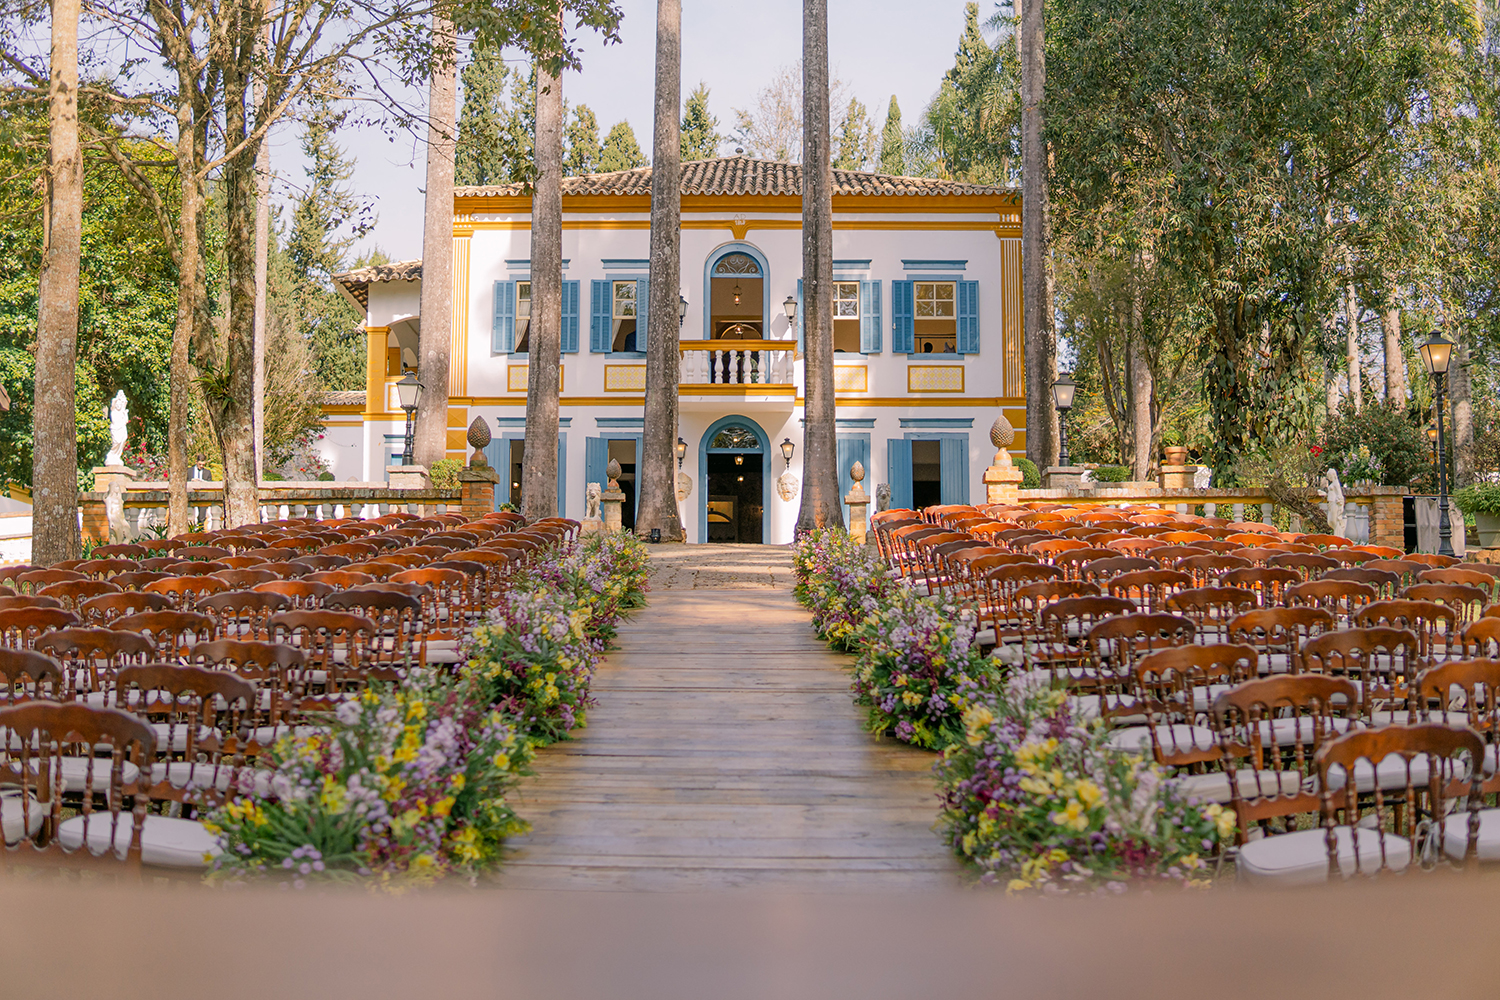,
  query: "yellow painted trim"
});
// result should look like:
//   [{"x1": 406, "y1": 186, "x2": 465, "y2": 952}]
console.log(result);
[
  {"x1": 445, "y1": 395, "x2": 1026, "y2": 409},
  {"x1": 460, "y1": 218, "x2": 1016, "y2": 236},
  {"x1": 447, "y1": 406, "x2": 469, "y2": 427},
  {"x1": 363, "y1": 325, "x2": 391, "y2": 333},
  {"x1": 679, "y1": 384, "x2": 797, "y2": 397},
  {"x1": 323, "y1": 420, "x2": 363, "y2": 427},
  {"x1": 321, "y1": 404, "x2": 364, "y2": 416},
  {"x1": 506, "y1": 365, "x2": 563, "y2": 393},
  {"x1": 907, "y1": 365, "x2": 967, "y2": 394},
  {"x1": 446, "y1": 429, "x2": 469, "y2": 450},
  {"x1": 364, "y1": 329, "x2": 386, "y2": 417},
  {"x1": 454, "y1": 192, "x2": 1020, "y2": 215},
  {"x1": 450, "y1": 236, "x2": 470, "y2": 397},
  {"x1": 603, "y1": 365, "x2": 647, "y2": 392}
]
